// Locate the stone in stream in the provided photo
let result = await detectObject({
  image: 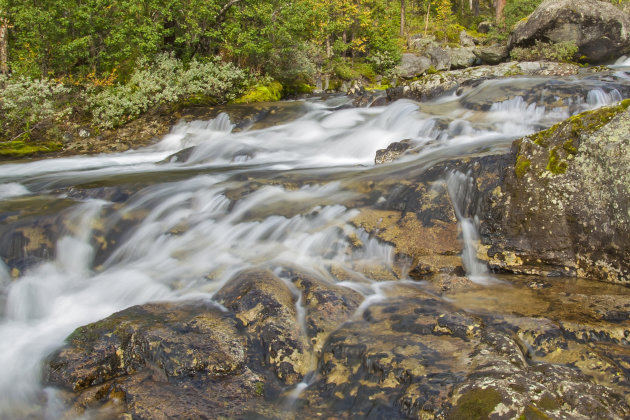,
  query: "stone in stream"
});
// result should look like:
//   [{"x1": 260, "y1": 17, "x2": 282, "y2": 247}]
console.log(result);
[
  {"x1": 509, "y1": 0, "x2": 630, "y2": 64},
  {"x1": 296, "y1": 281, "x2": 629, "y2": 419},
  {"x1": 213, "y1": 268, "x2": 313, "y2": 385},
  {"x1": 481, "y1": 101, "x2": 630, "y2": 284}
]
